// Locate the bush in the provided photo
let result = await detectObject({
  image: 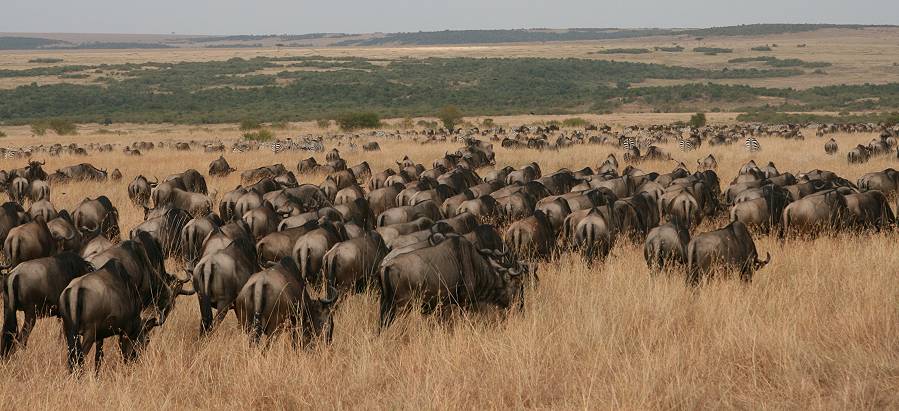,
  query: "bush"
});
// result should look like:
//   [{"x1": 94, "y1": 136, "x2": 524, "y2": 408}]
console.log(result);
[
  {"x1": 417, "y1": 120, "x2": 438, "y2": 129},
  {"x1": 31, "y1": 122, "x2": 48, "y2": 136},
  {"x1": 316, "y1": 119, "x2": 331, "y2": 128},
  {"x1": 693, "y1": 47, "x2": 733, "y2": 54},
  {"x1": 437, "y1": 105, "x2": 463, "y2": 130},
  {"x1": 655, "y1": 46, "x2": 684, "y2": 52},
  {"x1": 242, "y1": 128, "x2": 274, "y2": 141},
  {"x1": 48, "y1": 119, "x2": 77, "y2": 135},
  {"x1": 689, "y1": 112, "x2": 707, "y2": 128},
  {"x1": 596, "y1": 48, "x2": 651, "y2": 54},
  {"x1": 28, "y1": 58, "x2": 64, "y2": 63},
  {"x1": 0, "y1": 130, "x2": 6, "y2": 138},
  {"x1": 751, "y1": 46, "x2": 773, "y2": 52},
  {"x1": 336, "y1": 112, "x2": 381, "y2": 130},
  {"x1": 481, "y1": 118, "x2": 495, "y2": 127},
  {"x1": 239, "y1": 118, "x2": 262, "y2": 130},
  {"x1": 400, "y1": 117, "x2": 414, "y2": 129},
  {"x1": 562, "y1": 117, "x2": 591, "y2": 128}
]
